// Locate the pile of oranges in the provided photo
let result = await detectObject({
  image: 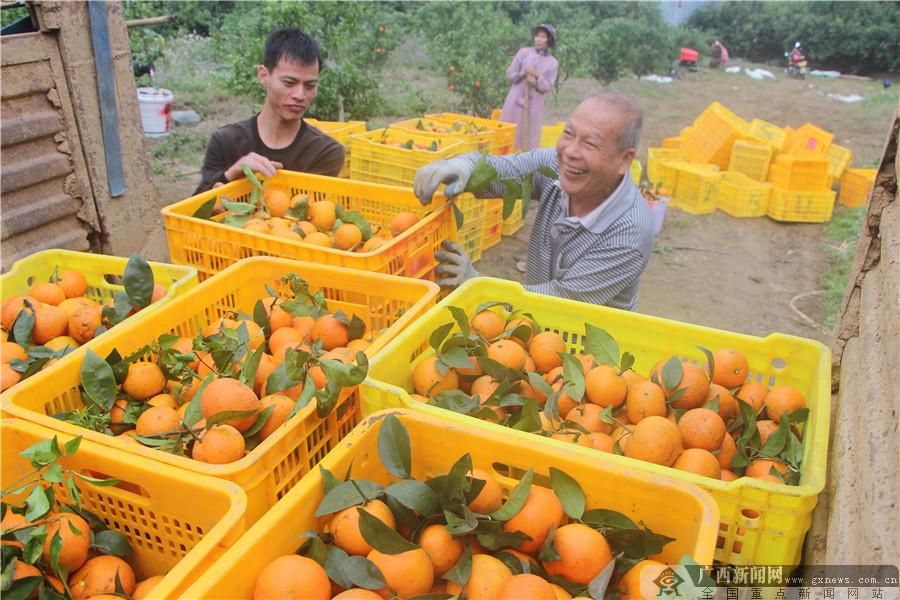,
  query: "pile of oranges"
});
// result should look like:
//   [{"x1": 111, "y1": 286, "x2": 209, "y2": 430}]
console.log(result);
[
  {"x1": 59, "y1": 274, "x2": 371, "y2": 465},
  {"x1": 409, "y1": 305, "x2": 809, "y2": 486},
  {"x1": 251, "y1": 414, "x2": 680, "y2": 600},
  {"x1": 377, "y1": 137, "x2": 440, "y2": 152},
  {"x1": 1, "y1": 257, "x2": 167, "y2": 392},
  {"x1": 402, "y1": 119, "x2": 487, "y2": 135}
]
